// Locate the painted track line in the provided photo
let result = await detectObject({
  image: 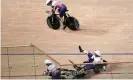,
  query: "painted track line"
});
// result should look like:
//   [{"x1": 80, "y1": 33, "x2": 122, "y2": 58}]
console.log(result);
[
  {"x1": 1, "y1": 72, "x2": 133, "y2": 78},
  {"x1": 1, "y1": 53, "x2": 133, "y2": 55}
]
